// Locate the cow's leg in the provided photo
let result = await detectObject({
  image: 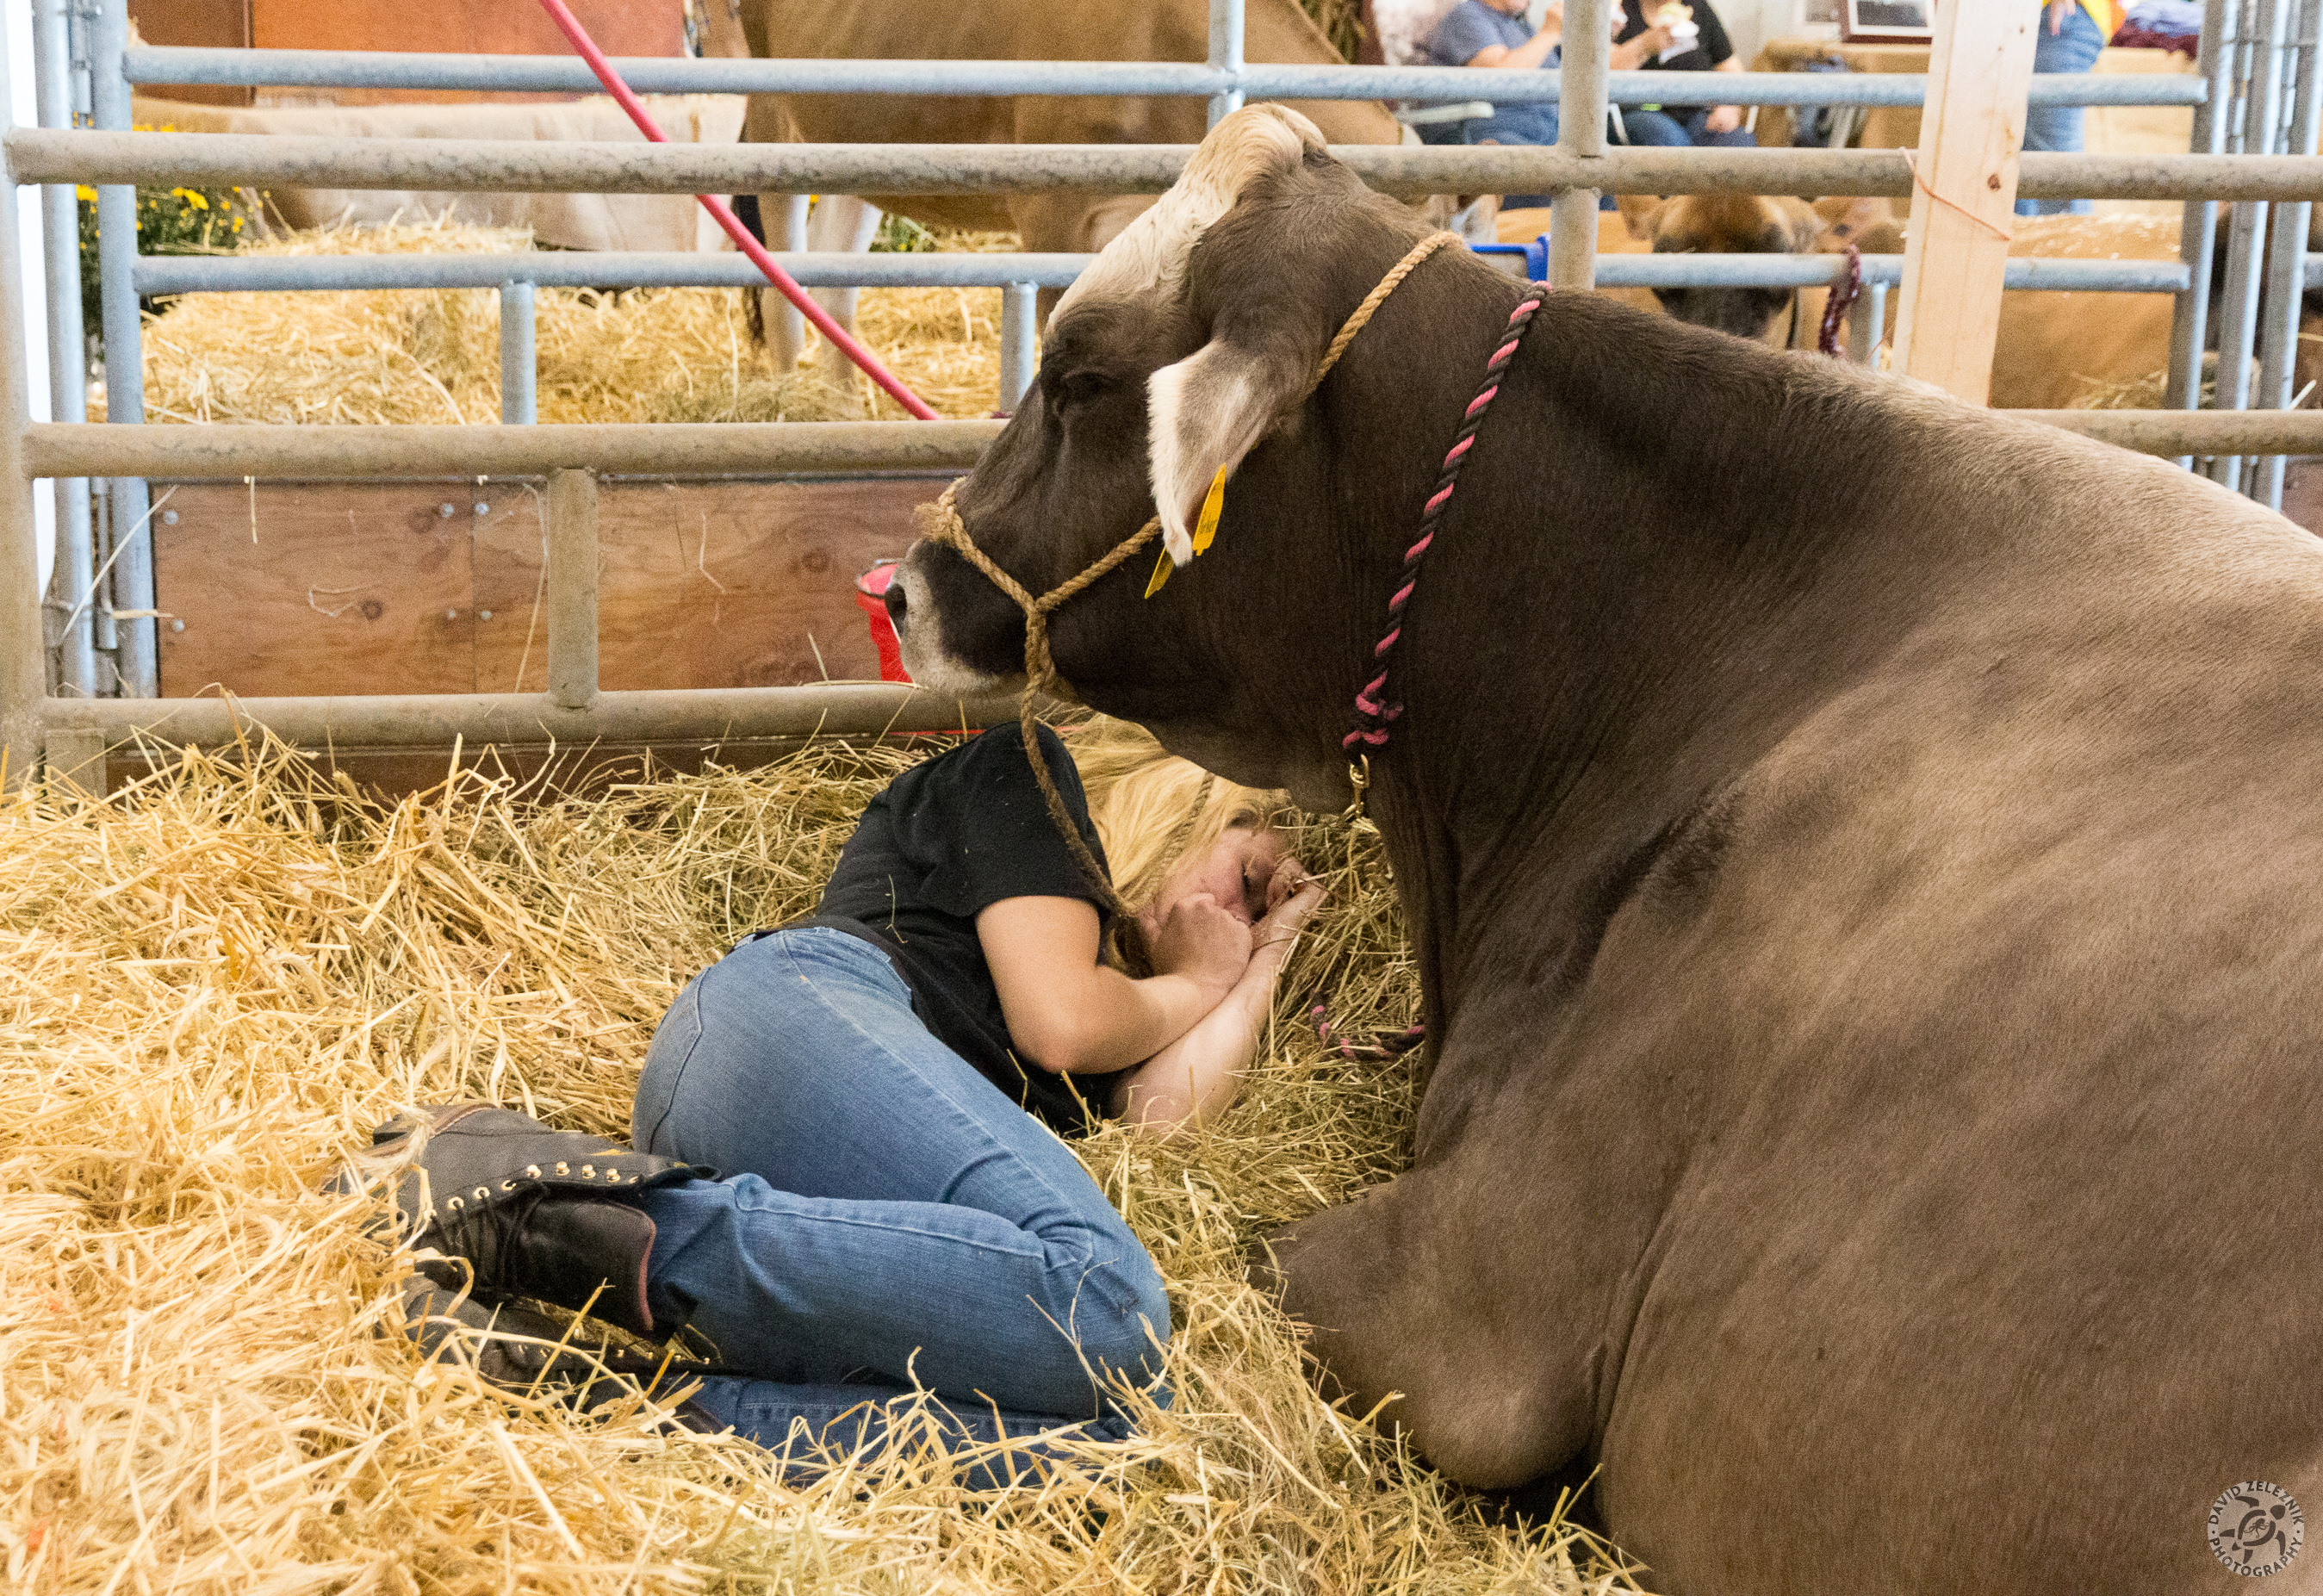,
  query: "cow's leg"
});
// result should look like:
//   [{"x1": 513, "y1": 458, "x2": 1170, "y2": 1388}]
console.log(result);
[
  {"x1": 760, "y1": 194, "x2": 811, "y2": 370},
  {"x1": 1257, "y1": 1146, "x2": 1611, "y2": 1491},
  {"x1": 805, "y1": 196, "x2": 883, "y2": 388}
]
